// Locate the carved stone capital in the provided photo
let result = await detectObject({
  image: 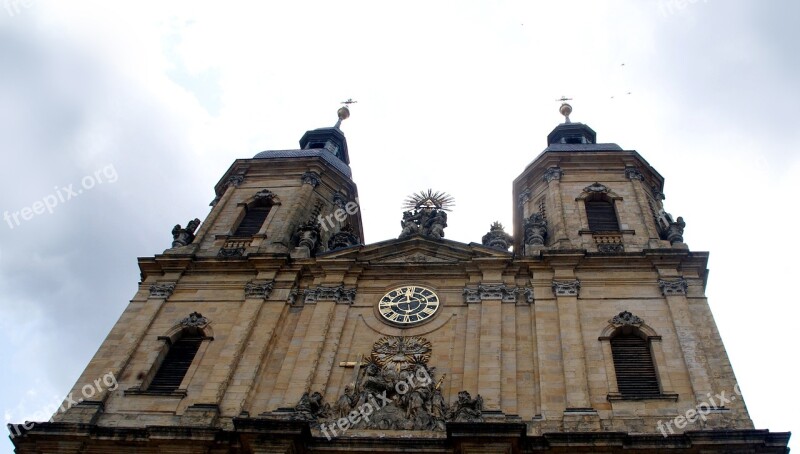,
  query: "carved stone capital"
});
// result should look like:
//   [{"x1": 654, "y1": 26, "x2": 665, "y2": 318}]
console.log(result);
[
  {"x1": 149, "y1": 283, "x2": 175, "y2": 299},
  {"x1": 463, "y1": 284, "x2": 518, "y2": 303},
  {"x1": 609, "y1": 310, "x2": 644, "y2": 327},
  {"x1": 226, "y1": 174, "x2": 245, "y2": 188},
  {"x1": 517, "y1": 188, "x2": 532, "y2": 207},
  {"x1": 301, "y1": 171, "x2": 321, "y2": 187},
  {"x1": 552, "y1": 280, "x2": 580, "y2": 297},
  {"x1": 332, "y1": 193, "x2": 347, "y2": 210},
  {"x1": 304, "y1": 286, "x2": 356, "y2": 305},
  {"x1": 624, "y1": 167, "x2": 644, "y2": 181},
  {"x1": 658, "y1": 278, "x2": 688, "y2": 296},
  {"x1": 543, "y1": 166, "x2": 563, "y2": 183},
  {"x1": 652, "y1": 185, "x2": 666, "y2": 201},
  {"x1": 180, "y1": 311, "x2": 209, "y2": 328},
  {"x1": 244, "y1": 280, "x2": 275, "y2": 300}
]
